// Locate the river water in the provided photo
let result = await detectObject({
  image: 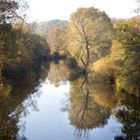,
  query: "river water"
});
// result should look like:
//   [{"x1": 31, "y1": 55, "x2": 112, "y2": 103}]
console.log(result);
[
  {"x1": 18, "y1": 79, "x2": 122, "y2": 140},
  {"x1": 1, "y1": 61, "x2": 139, "y2": 140}
]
